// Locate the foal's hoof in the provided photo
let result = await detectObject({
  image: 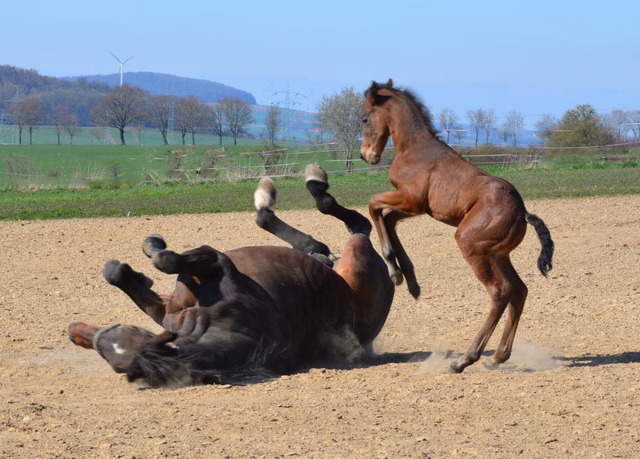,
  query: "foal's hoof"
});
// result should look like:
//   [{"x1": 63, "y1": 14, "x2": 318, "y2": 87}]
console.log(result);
[
  {"x1": 449, "y1": 361, "x2": 465, "y2": 374},
  {"x1": 484, "y1": 359, "x2": 501, "y2": 370},
  {"x1": 254, "y1": 177, "x2": 276, "y2": 210},
  {"x1": 390, "y1": 270, "x2": 404, "y2": 286},
  {"x1": 142, "y1": 234, "x2": 167, "y2": 258},
  {"x1": 304, "y1": 163, "x2": 328, "y2": 185}
]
